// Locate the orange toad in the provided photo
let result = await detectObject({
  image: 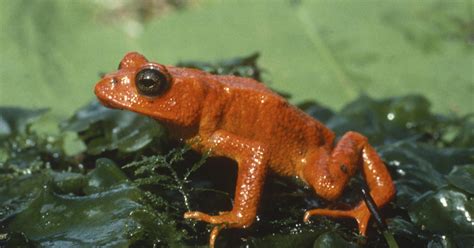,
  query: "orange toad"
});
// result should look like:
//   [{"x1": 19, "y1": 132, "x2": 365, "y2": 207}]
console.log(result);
[{"x1": 95, "y1": 52, "x2": 395, "y2": 247}]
